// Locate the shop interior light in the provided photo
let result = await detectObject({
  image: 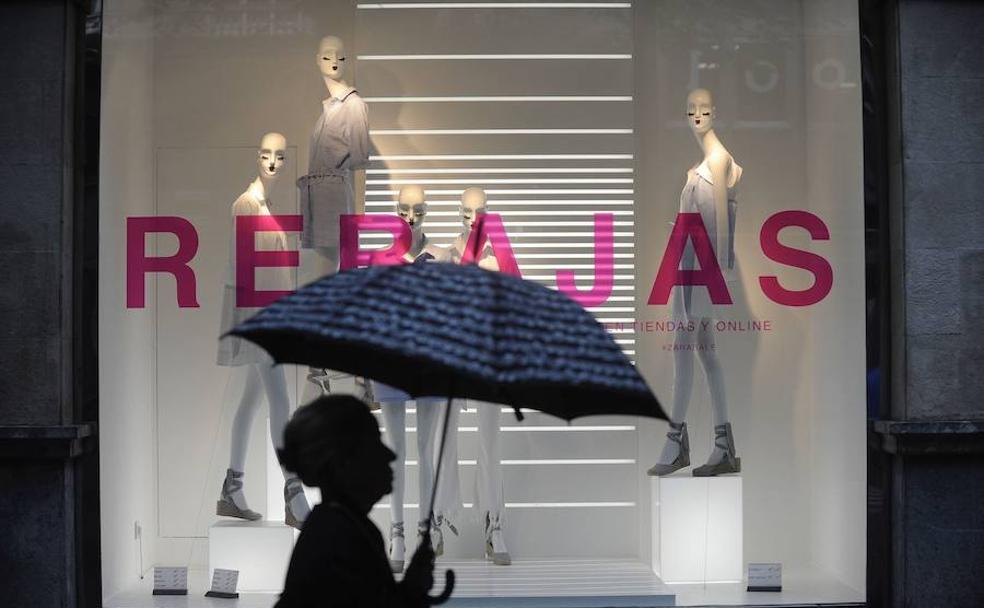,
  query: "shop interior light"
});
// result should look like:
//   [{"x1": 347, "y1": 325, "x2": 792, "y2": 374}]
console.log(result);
[
  {"x1": 367, "y1": 189, "x2": 634, "y2": 195},
  {"x1": 373, "y1": 501, "x2": 637, "y2": 509},
  {"x1": 365, "y1": 95, "x2": 632, "y2": 103},
  {"x1": 366, "y1": 177, "x2": 634, "y2": 184},
  {"x1": 365, "y1": 167, "x2": 634, "y2": 174},
  {"x1": 371, "y1": 154, "x2": 633, "y2": 160},
  {"x1": 370, "y1": 129, "x2": 632, "y2": 136},
  {"x1": 358, "y1": 54, "x2": 632, "y2": 60}
]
